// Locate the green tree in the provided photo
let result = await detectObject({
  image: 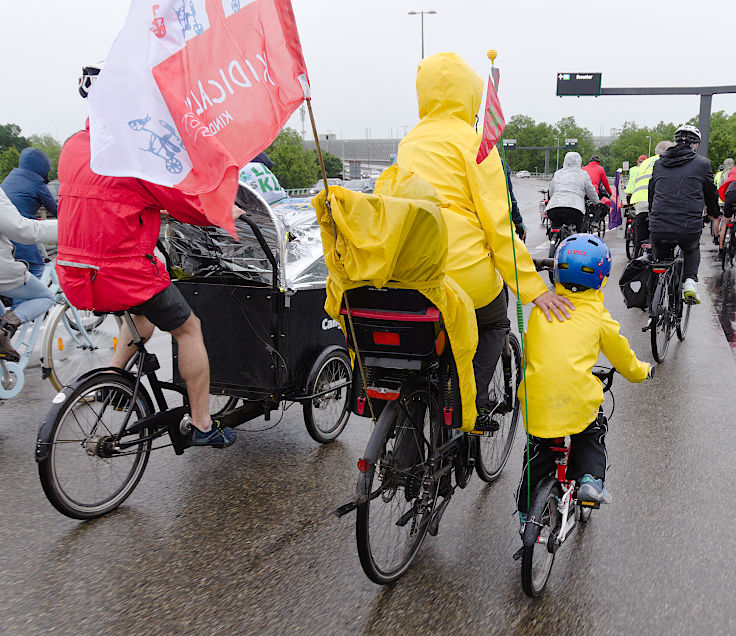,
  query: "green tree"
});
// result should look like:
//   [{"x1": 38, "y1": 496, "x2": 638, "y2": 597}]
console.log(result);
[
  {"x1": 310, "y1": 150, "x2": 343, "y2": 179},
  {"x1": 28, "y1": 133, "x2": 62, "y2": 180},
  {"x1": 0, "y1": 123, "x2": 28, "y2": 153},
  {"x1": 0, "y1": 146, "x2": 20, "y2": 182},
  {"x1": 266, "y1": 128, "x2": 319, "y2": 189},
  {"x1": 701, "y1": 111, "x2": 736, "y2": 169}
]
